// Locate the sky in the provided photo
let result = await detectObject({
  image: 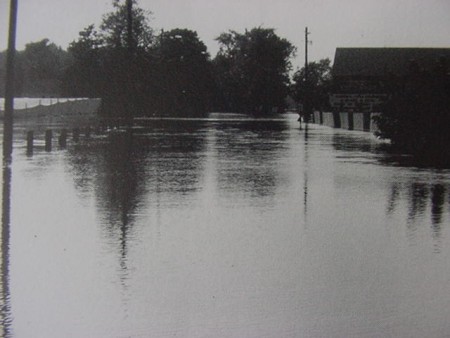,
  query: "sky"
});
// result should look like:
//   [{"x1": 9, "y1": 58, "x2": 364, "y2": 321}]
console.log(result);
[{"x1": 1, "y1": 0, "x2": 450, "y2": 70}]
